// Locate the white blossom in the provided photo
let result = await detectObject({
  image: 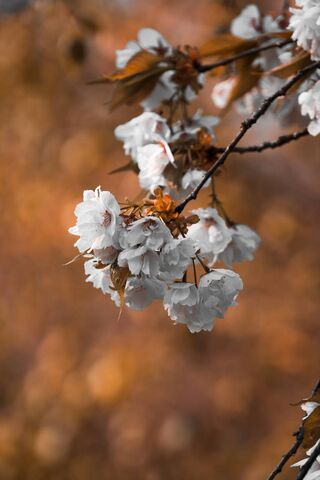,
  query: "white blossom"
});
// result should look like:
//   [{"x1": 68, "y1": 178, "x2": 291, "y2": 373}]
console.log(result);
[
  {"x1": 199, "y1": 269, "x2": 243, "y2": 319},
  {"x1": 118, "y1": 246, "x2": 161, "y2": 276},
  {"x1": 120, "y1": 216, "x2": 171, "y2": 250},
  {"x1": 292, "y1": 440, "x2": 320, "y2": 480},
  {"x1": 69, "y1": 187, "x2": 121, "y2": 252},
  {"x1": 298, "y1": 80, "x2": 320, "y2": 136},
  {"x1": 301, "y1": 401, "x2": 320, "y2": 418},
  {"x1": 159, "y1": 238, "x2": 195, "y2": 281},
  {"x1": 124, "y1": 277, "x2": 166, "y2": 310},
  {"x1": 289, "y1": 0, "x2": 320, "y2": 60},
  {"x1": 116, "y1": 28, "x2": 172, "y2": 69},
  {"x1": 231, "y1": 4, "x2": 261, "y2": 39},
  {"x1": 181, "y1": 170, "x2": 210, "y2": 192},
  {"x1": 211, "y1": 78, "x2": 237, "y2": 109},
  {"x1": 217, "y1": 224, "x2": 260, "y2": 266},
  {"x1": 231, "y1": 4, "x2": 281, "y2": 39},
  {"x1": 164, "y1": 269, "x2": 243, "y2": 332},
  {"x1": 93, "y1": 246, "x2": 119, "y2": 265},
  {"x1": 164, "y1": 282, "x2": 213, "y2": 333},
  {"x1": 136, "y1": 140, "x2": 175, "y2": 191},
  {"x1": 118, "y1": 217, "x2": 172, "y2": 276},
  {"x1": 187, "y1": 208, "x2": 232, "y2": 265},
  {"x1": 84, "y1": 259, "x2": 121, "y2": 306},
  {"x1": 115, "y1": 29, "x2": 175, "y2": 110},
  {"x1": 114, "y1": 112, "x2": 170, "y2": 159},
  {"x1": 115, "y1": 28, "x2": 203, "y2": 110},
  {"x1": 85, "y1": 259, "x2": 165, "y2": 310}
]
